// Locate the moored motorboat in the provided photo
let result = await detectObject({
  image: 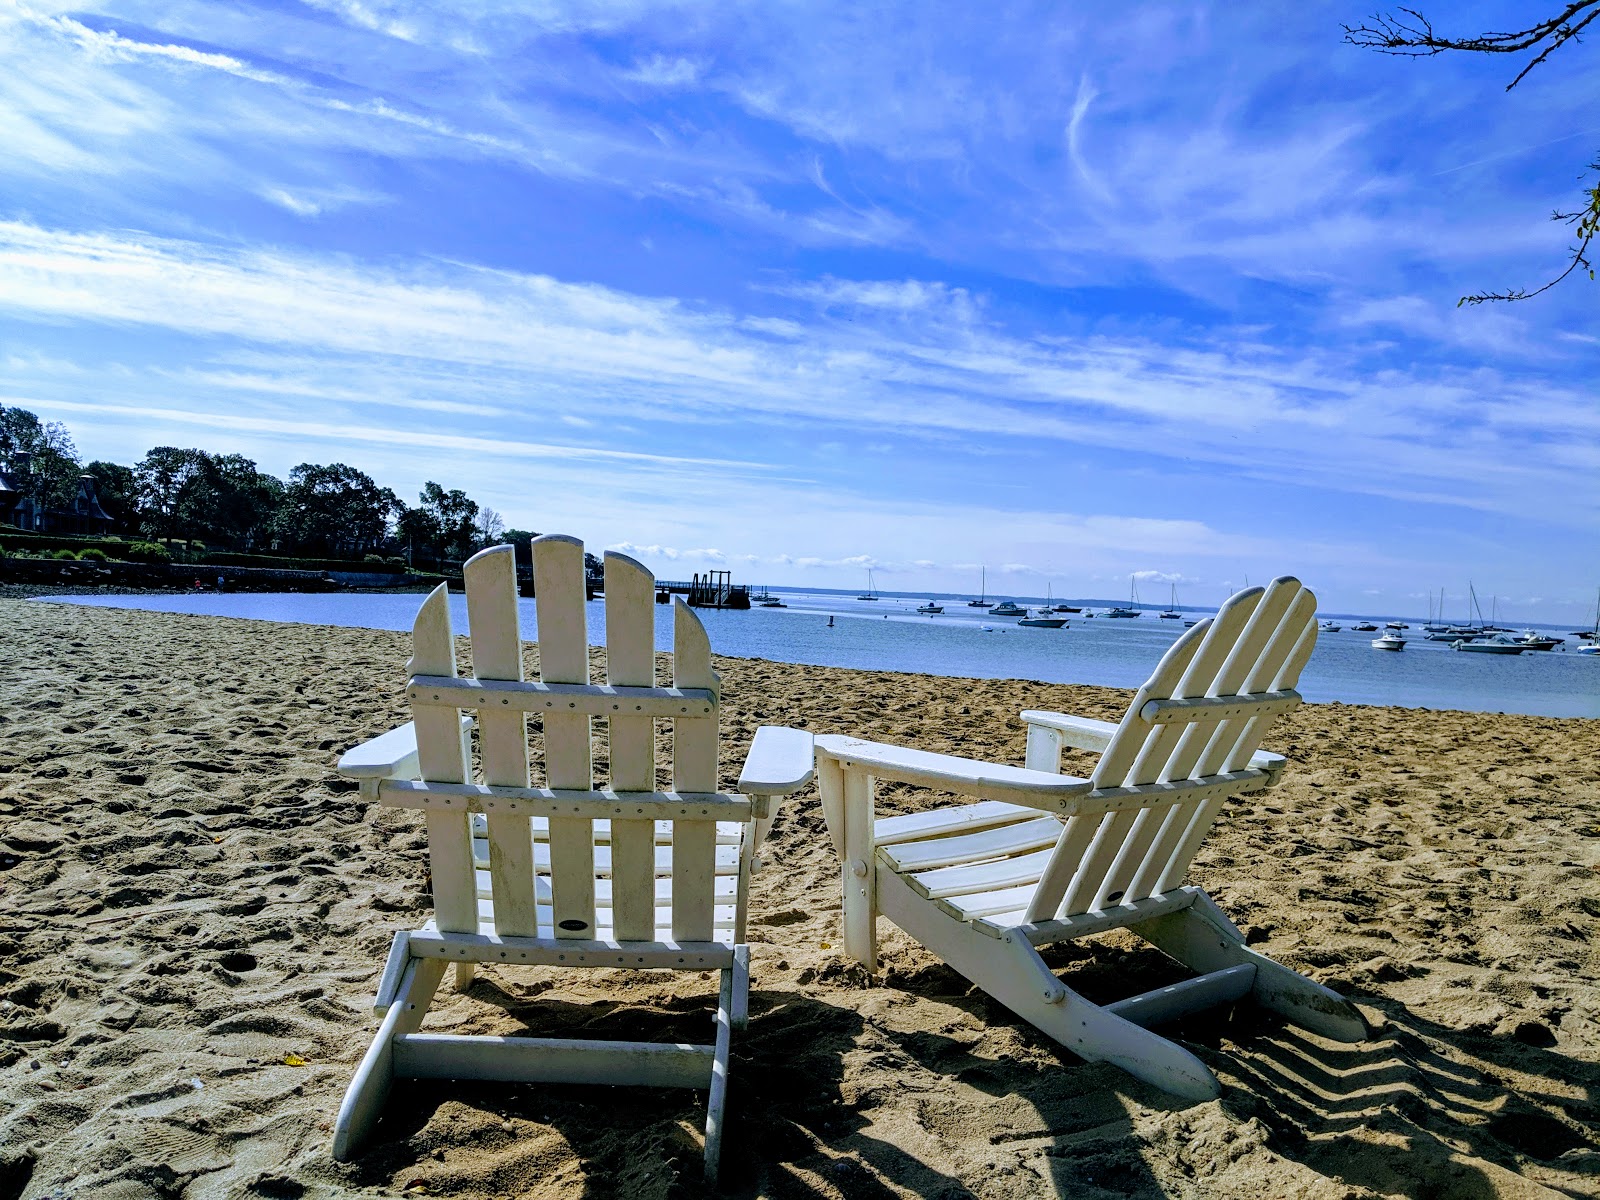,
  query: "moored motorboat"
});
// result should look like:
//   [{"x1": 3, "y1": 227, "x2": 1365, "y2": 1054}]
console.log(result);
[
  {"x1": 1453, "y1": 635, "x2": 1525, "y2": 655},
  {"x1": 1351, "y1": 621, "x2": 1378, "y2": 632},
  {"x1": 1319, "y1": 621, "x2": 1341, "y2": 633},
  {"x1": 1516, "y1": 629, "x2": 1561, "y2": 651},
  {"x1": 1371, "y1": 631, "x2": 1406, "y2": 651},
  {"x1": 988, "y1": 600, "x2": 1024, "y2": 616},
  {"x1": 916, "y1": 601, "x2": 943, "y2": 614},
  {"x1": 1386, "y1": 621, "x2": 1409, "y2": 630},
  {"x1": 1017, "y1": 610, "x2": 1067, "y2": 628}
]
